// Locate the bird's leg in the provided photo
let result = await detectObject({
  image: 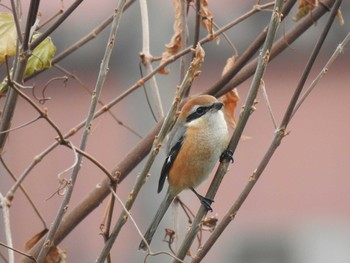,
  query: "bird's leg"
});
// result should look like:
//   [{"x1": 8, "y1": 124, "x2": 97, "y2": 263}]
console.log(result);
[
  {"x1": 190, "y1": 187, "x2": 213, "y2": 212},
  {"x1": 220, "y1": 149, "x2": 234, "y2": 163}
]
